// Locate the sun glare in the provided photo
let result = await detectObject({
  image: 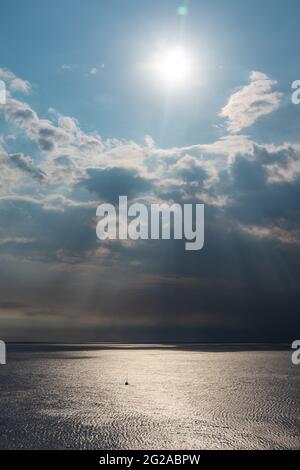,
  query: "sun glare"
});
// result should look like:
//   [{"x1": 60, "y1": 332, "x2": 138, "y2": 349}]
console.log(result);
[{"x1": 153, "y1": 47, "x2": 193, "y2": 86}]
